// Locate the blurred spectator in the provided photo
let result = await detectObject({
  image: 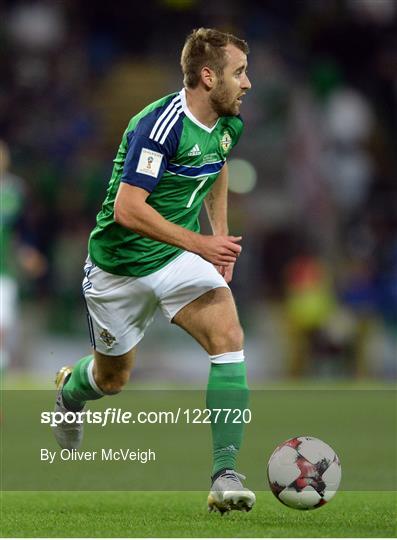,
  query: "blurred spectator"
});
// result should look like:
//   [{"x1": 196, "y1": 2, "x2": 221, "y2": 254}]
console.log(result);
[
  {"x1": 282, "y1": 254, "x2": 357, "y2": 378},
  {"x1": 0, "y1": 140, "x2": 47, "y2": 373}
]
